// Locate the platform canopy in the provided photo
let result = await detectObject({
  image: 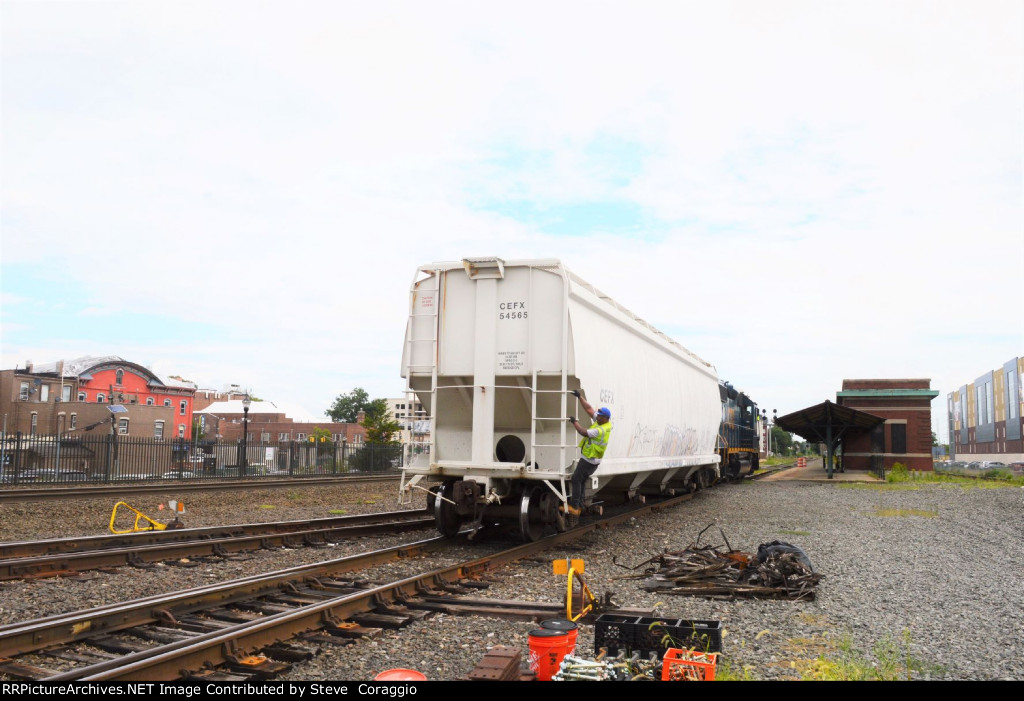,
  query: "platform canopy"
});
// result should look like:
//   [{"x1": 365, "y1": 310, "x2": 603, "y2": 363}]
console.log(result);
[{"x1": 774, "y1": 400, "x2": 884, "y2": 478}]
